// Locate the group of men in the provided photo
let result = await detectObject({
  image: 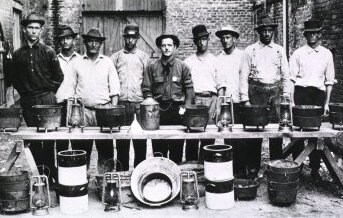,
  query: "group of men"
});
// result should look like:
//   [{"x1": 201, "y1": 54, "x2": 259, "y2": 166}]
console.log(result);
[{"x1": 10, "y1": 12, "x2": 335, "y2": 185}]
